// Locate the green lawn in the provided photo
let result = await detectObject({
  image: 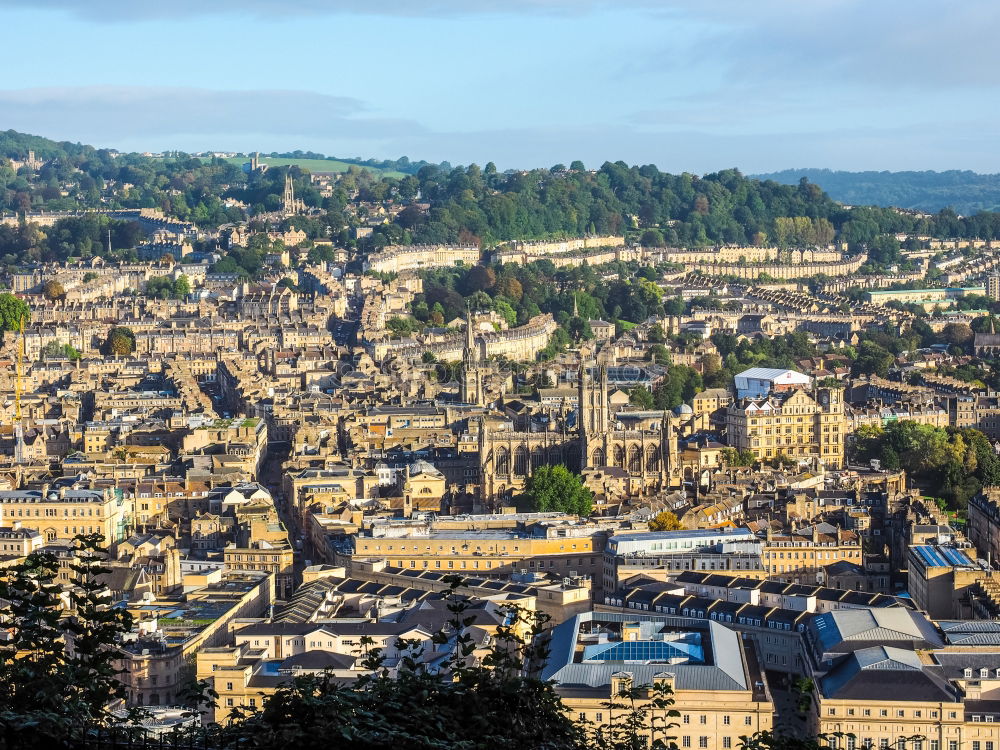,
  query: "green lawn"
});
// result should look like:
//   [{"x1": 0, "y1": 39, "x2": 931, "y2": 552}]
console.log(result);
[{"x1": 221, "y1": 156, "x2": 405, "y2": 178}]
